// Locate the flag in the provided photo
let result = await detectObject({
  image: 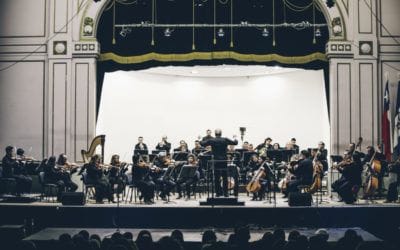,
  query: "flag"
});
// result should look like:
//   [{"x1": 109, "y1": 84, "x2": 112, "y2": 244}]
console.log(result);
[
  {"x1": 393, "y1": 81, "x2": 400, "y2": 156},
  {"x1": 382, "y1": 80, "x2": 392, "y2": 160}
]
